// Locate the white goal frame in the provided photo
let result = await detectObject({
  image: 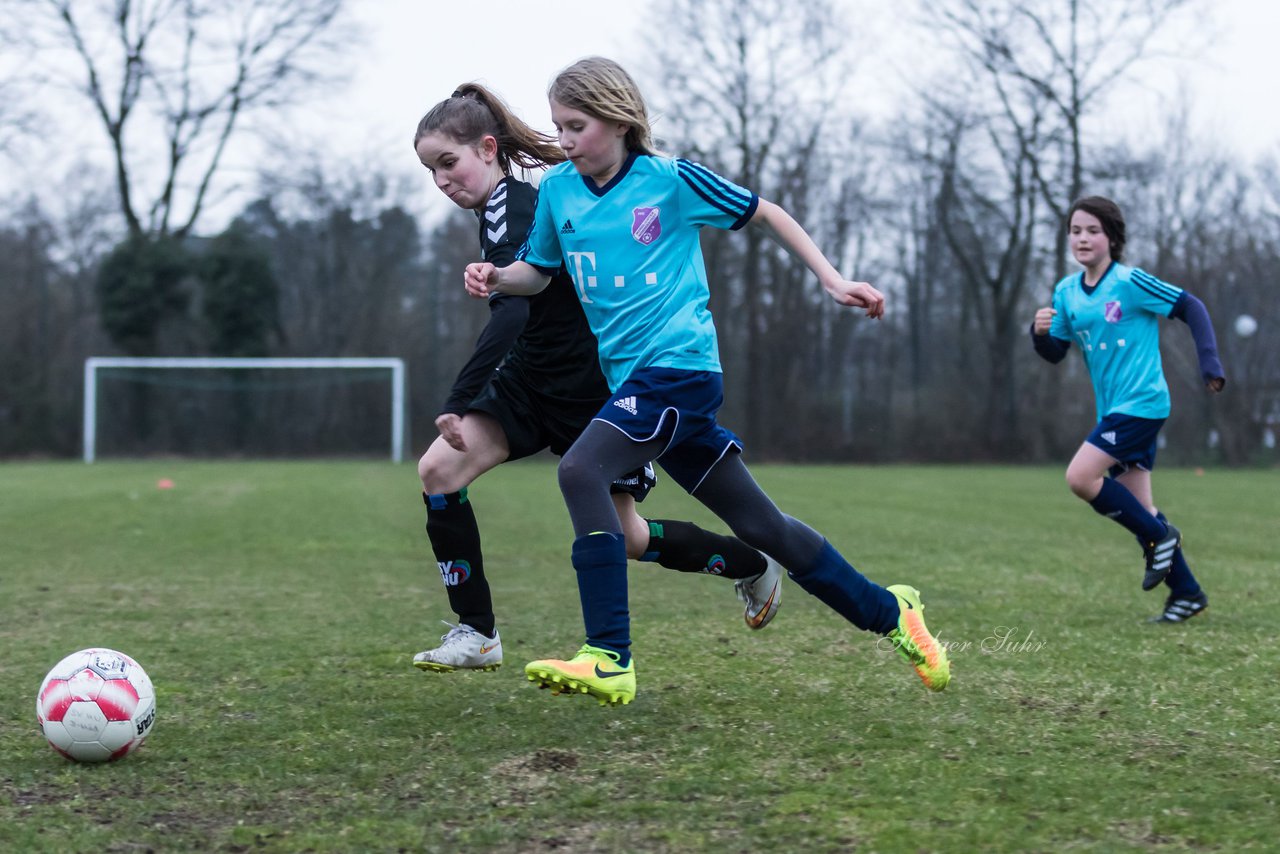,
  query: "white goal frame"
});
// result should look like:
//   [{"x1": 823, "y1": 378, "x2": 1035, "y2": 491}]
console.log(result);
[{"x1": 83, "y1": 357, "x2": 407, "y2": 463}]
